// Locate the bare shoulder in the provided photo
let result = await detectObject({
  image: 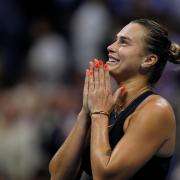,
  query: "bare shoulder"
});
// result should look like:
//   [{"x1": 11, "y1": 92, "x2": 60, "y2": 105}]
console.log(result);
[
  {"x1": 126, "y1": 94, "x2": 176, "y2": 137},
  {"x1": 139, "y1": 94, "x2": 175, "y2": 122},
  {"x1": 140, "y1": 94, "x2": 174, "y2": 124}
]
